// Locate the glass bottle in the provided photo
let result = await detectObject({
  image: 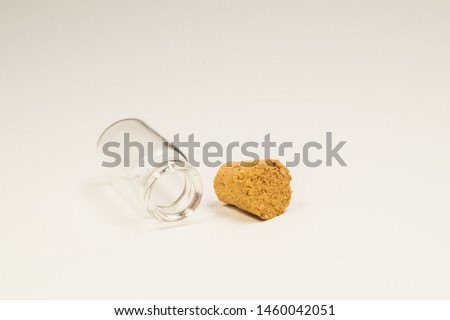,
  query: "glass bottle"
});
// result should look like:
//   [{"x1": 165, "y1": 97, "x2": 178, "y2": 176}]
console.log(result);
[{"x1": 97, "y1": 118, "x2": 202, "y2": 222}]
